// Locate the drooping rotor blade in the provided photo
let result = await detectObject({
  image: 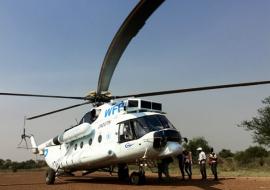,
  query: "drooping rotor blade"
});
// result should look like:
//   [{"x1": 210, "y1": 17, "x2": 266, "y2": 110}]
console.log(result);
[
  {"x1": 26, "y1": 102, "x2": 90, "y2": 120},
  {"x1": 97, "y1": 0, "x2": 165, "y2": 95},
  {"x1": 113, "y1": 80, "x2": 270, "y2": 99},
  {"x1": 0, "y1": 92, "x2": 86, "y2": 100}
]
